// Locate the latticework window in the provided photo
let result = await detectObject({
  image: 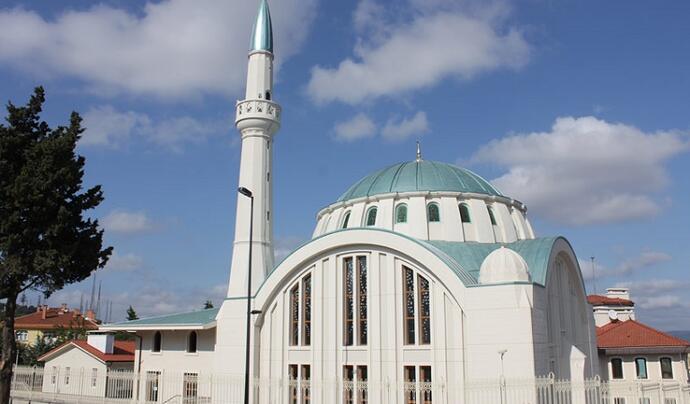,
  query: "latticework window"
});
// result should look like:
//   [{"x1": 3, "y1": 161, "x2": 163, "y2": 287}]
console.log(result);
[
  {"x1": 357, "y1": 257, "x2": 368, "y2": 345},
  {"x1": 302, "y1": 275, "x2": 312, "y2": 346},
  {"x1": 290, "y1": 285, "x2": 299, "y2": 346},
  {"x1": 343, "y1": 258, "x2": 354, "y2": 346},
  {"x1": 418, "y1": 276, "x2": 431, "y2": 345},
  {"x1": 403, "y1": 267, "x2": 416, "y2": 345}
]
